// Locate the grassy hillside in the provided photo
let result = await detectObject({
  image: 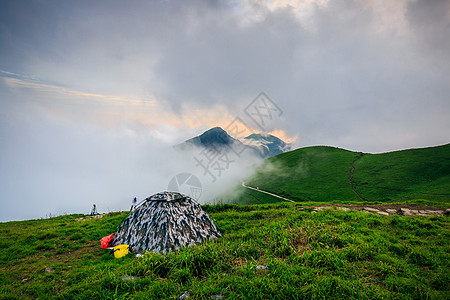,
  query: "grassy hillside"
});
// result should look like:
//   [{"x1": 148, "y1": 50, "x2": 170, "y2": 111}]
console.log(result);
[
  {"x1": 1, "y1": 204, "x2": 449, "y2": 299},
  {"x1": 352, "y1": 144, "x2": 450, "y2": 202},
  {"x1": 243, "y1": 144, "x2": 450, "y2": 205}
]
